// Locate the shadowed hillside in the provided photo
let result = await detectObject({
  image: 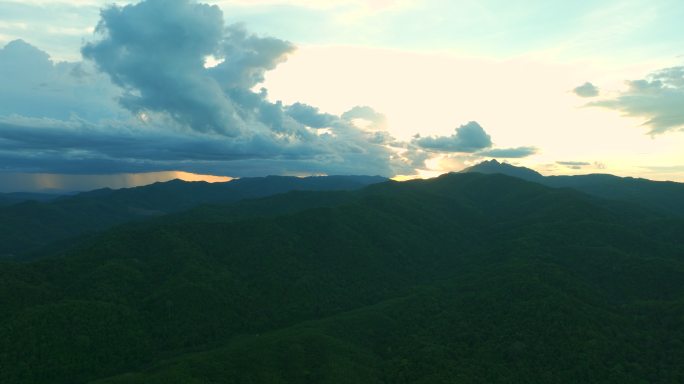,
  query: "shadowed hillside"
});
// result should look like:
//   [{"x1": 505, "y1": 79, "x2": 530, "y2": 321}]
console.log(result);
[
  {"x1": 0, "y1": 175, "x2": 385, "y2": 258},
  {"x1": 0, "y1": 192, "x2": 62, "y2": 206},
  {"x1": 2, "y1": 173, "x2": 684, "y2": 383}
]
